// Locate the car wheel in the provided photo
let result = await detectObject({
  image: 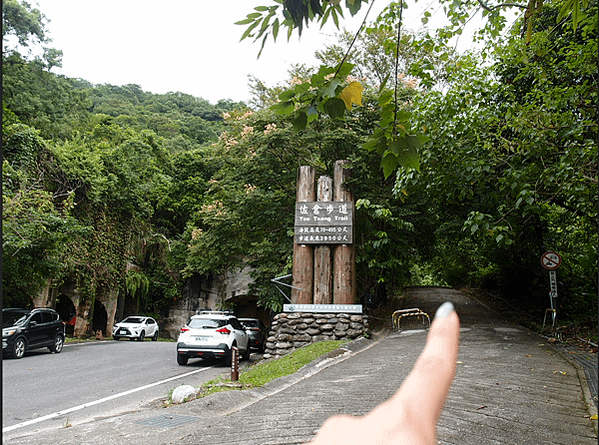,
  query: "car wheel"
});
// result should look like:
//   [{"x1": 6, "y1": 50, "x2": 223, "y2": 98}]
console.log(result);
[
  {"x1": 139, "y1": 330, "x2": 145, "y2": 341},
  {"x1": 242, "y1": 345, "x2": 251, "y2": 361},
  {"x1": 49, "y1": 334, "x2": 64, "y2": 353},
  {"x1": 152, "y1": 331, "x2": 159, "y2": 341},
  {"x1": 177, "y1": 353, "x2": 188, "y2": 365},
  {"x1": 11, "y1": 338, "x2": 26, "y2": 359},
  {"x1": 114, "y1": 336, "x2": 120, "y2": 341}
]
